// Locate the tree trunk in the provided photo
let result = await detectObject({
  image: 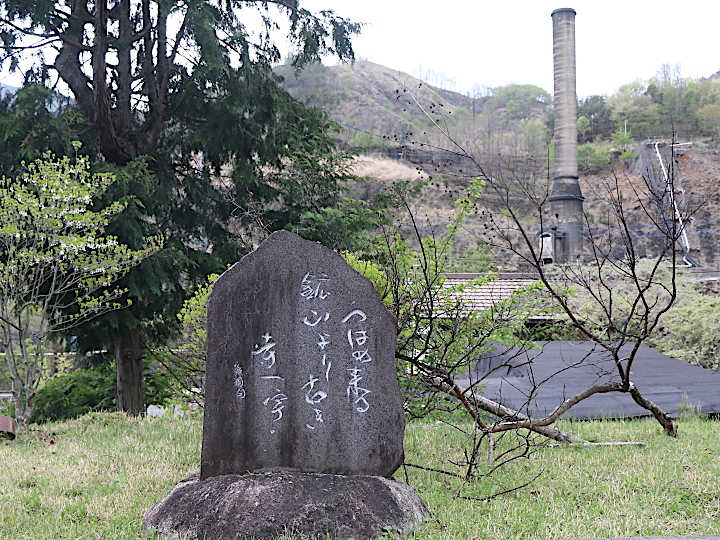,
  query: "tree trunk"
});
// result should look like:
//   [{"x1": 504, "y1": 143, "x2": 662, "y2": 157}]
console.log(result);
[
  {"x1": 115, "y1": 327, "x2": 145, "y2": 415},
  {"x1": 629, "y1": 383, "x2": 677, "y2": 437},
  {"x1": 13, "y1": 394, "x2": 31, "y2": 428}
]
